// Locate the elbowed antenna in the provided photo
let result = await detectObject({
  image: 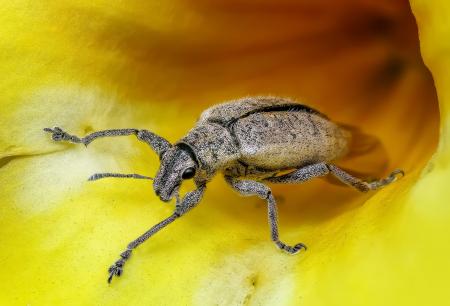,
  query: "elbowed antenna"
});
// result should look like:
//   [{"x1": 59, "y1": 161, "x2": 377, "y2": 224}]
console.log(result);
[
  {"x1": 44, "y1": 126, "x2": 172, "y2": 157},
  {"x1": 136, "y1": 130, "x2": 172, "y2": 157}
]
